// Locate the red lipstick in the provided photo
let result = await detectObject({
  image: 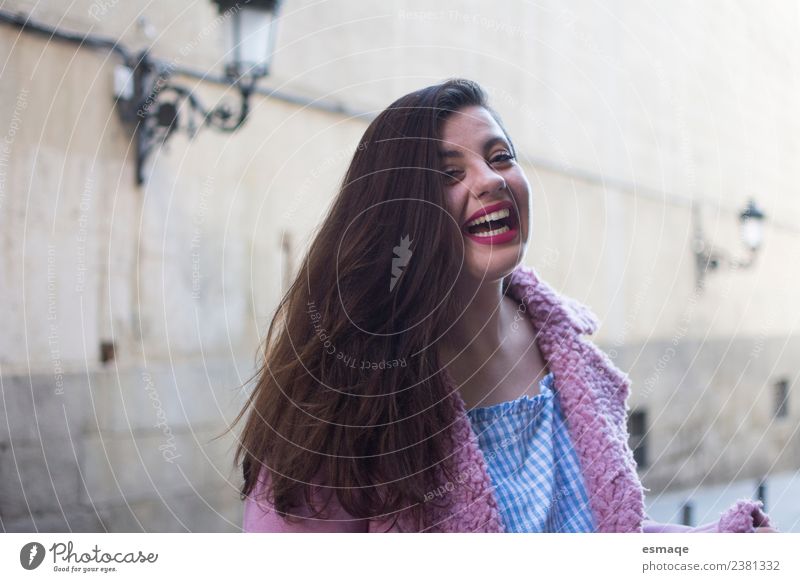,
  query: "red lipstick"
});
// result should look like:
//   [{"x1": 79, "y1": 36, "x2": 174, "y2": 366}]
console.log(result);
[{"x1": 461, "y1": 200, "x2": 519, "y2": 245}]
